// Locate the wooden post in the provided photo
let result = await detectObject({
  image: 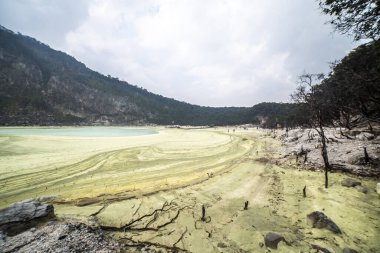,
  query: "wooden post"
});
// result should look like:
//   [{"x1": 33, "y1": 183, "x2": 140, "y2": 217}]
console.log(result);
[
  {"x1": 244, "y1": 201, "x2": 249, "y2": 210},
  {"x1": 201, "y1": 205, "x2": 206, "y2": 221}
]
